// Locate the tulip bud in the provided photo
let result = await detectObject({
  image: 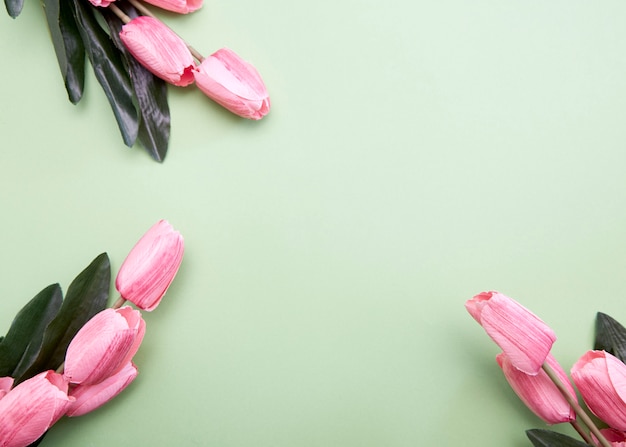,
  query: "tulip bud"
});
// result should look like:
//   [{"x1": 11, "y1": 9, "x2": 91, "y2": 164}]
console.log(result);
[
  {"x1": 86, "y1": 0, "x2": 114, "y2": 6},
  {"x1": 119, "y1": 16, "x2": 196, "y2": 87},
  {"x1": 466, "y1": 291, "x2": 556, "y2": 375},
  {"x1": 66, "y1": 362, "x2": 138, "y2": 417},
  {"x1": 142, "y1": 0, "x2": 202, "y2": 14},
  {"x1": 64, "y1": 307, "x2": 145, "y2": 386},
  {"x1": 194, "y1": 48, "x2": 270, "y2": 120},
  {"x1": 0, "y1": 371, "x2": 72, "y2": 447},
  {"x1": 497, "y1": 352, "x2": 575, "y2": 424},
  {"x1": 115, "y1": 219, "x2": 184, "y2": 311},
  {"x1": 571, "y1": 350, "x2": 626, "y2": 431},
  {"x1": 0, "y1": 376, "x2": 13, "y2": 400}
]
